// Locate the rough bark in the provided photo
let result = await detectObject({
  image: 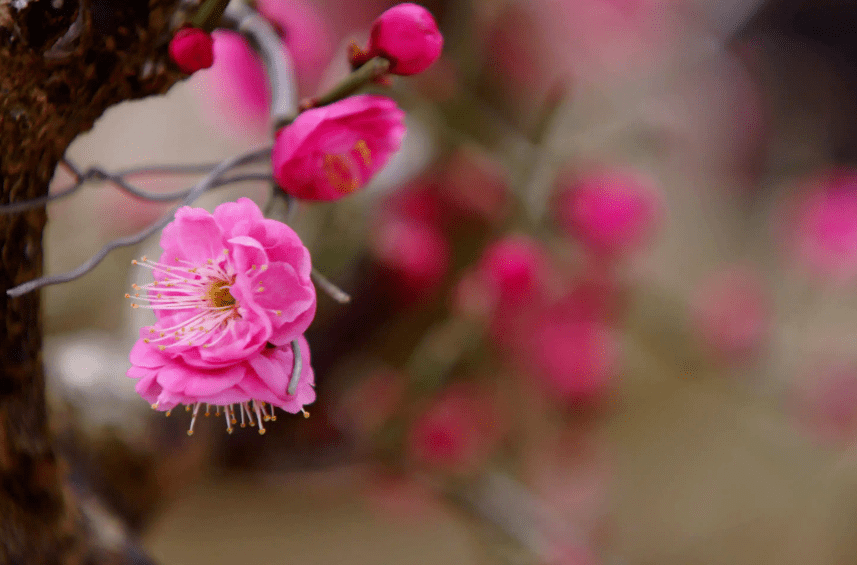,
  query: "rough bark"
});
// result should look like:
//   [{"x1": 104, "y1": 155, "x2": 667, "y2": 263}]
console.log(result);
[{"x1": 0, "y1": 0, "x2": 187, "y2": 562}]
